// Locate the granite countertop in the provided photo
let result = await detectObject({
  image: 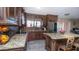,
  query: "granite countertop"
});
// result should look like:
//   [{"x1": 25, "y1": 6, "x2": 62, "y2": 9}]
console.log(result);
[
  {"x1": 26, "y1": 30, "x2": 47, "y2": 32},
  {"x1": 44, "y1": 33, "x2": 79, "y2": 39},
  {"x1": 0, "y1": 34, "x2": 27, "y2": 50}
]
